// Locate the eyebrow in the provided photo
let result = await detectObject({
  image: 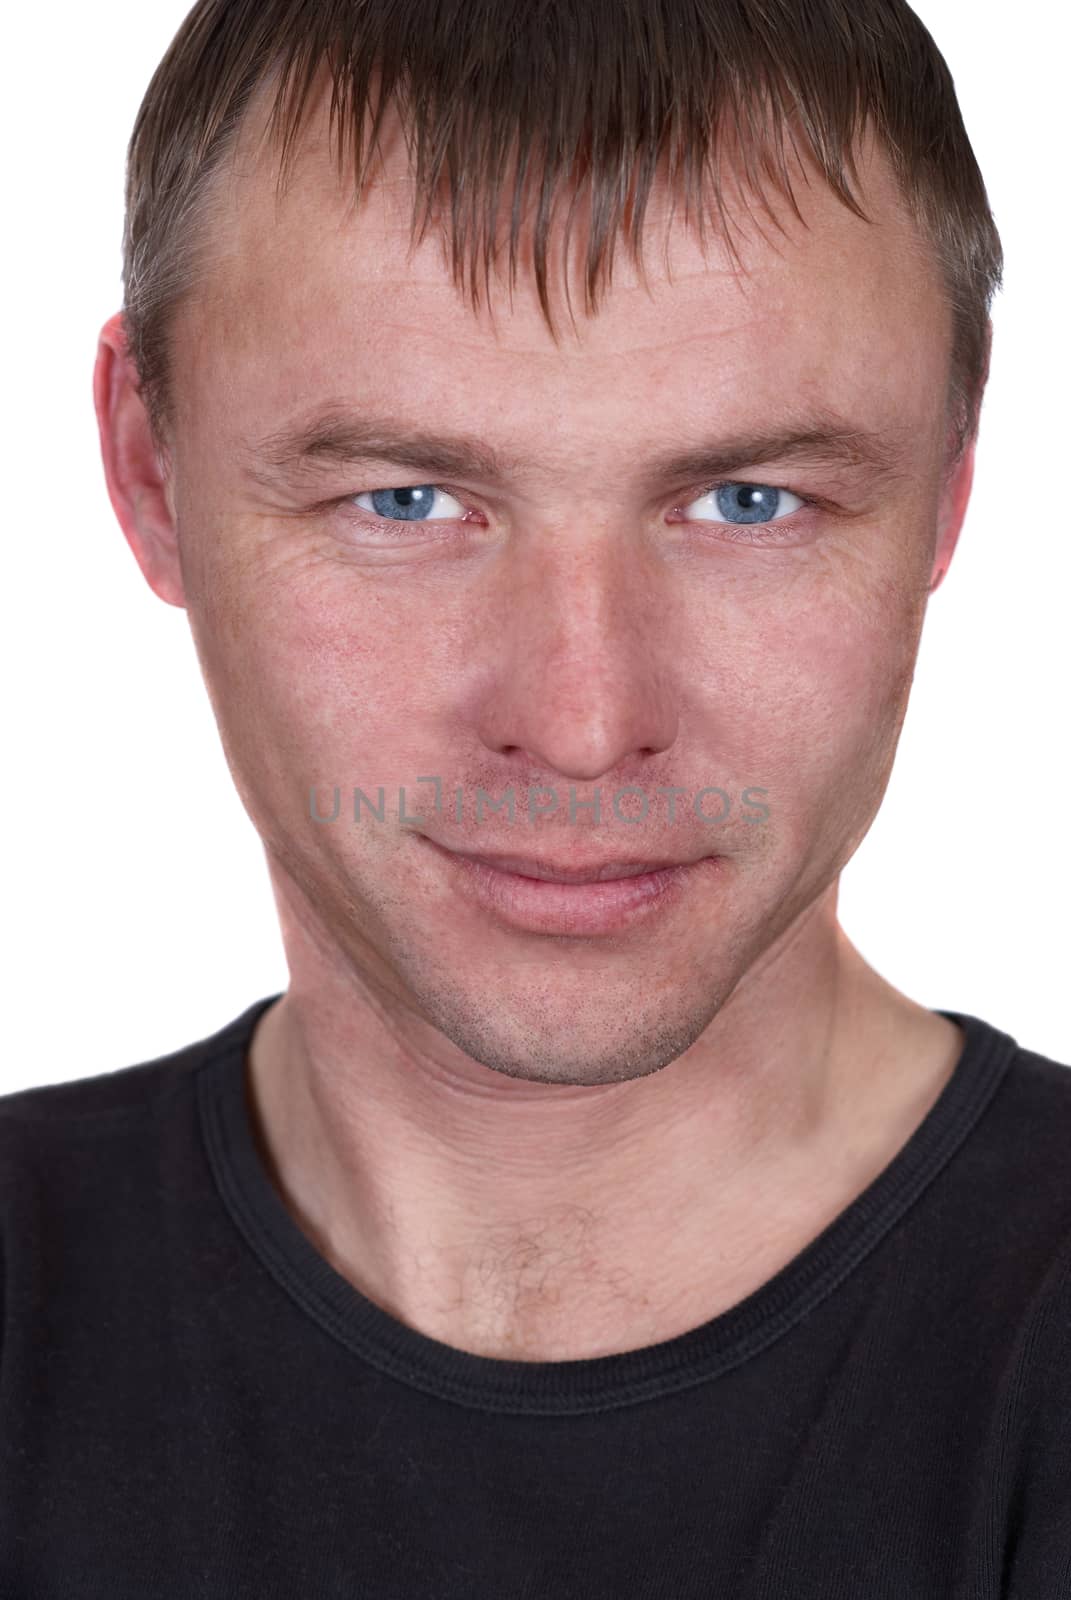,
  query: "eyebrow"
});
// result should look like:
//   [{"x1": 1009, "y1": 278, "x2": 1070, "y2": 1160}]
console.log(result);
[{"x1": 241, "y1": 404, "x2": 910, "y2": 491}]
